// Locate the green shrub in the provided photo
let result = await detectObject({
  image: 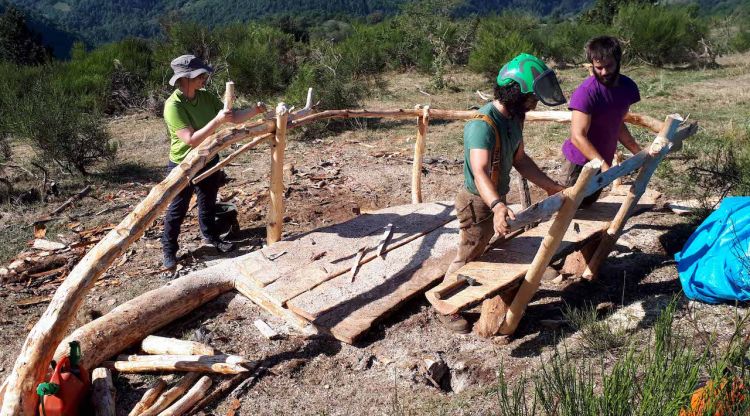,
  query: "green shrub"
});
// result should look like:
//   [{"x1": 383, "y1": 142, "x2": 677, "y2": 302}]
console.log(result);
[
  {"x1": 468, "y1": 14, "x2": 539, "y2": 78},
  {"x1": 16, "y1": 79, "x2": 117, "y2": 175},
  {"x1": 614, "y1": 4, "x2": 709, "y2": 66},
  {"x1": 729, "y1": 24, "x2": 750, "y2": 53},
  {"x1": 534, "y1": 21, "x2": 608, "y2": 65},
  {"x1": 219, "y1": 23, "x2": 296, "y2": 98}
]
